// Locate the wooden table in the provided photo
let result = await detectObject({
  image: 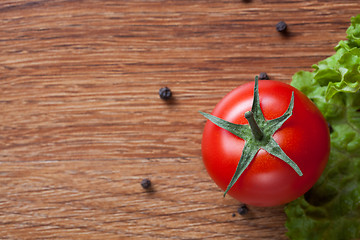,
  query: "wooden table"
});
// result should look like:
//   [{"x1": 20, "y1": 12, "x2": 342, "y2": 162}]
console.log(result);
[{"x1": 1, "y1": 1, "x2": 359, "y2": 239}]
